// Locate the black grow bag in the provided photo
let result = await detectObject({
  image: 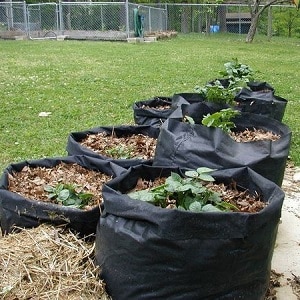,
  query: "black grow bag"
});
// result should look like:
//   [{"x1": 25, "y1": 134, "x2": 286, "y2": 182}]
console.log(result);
[
  {"x1": 95, "y1": 164, "x2": 284, "y2": 300},
  {"x1": 168, "y1": 101, "x2": 231, "y2": 124},
  {"x1": 247, "y1": 81, "x2": 275, "y2": 92},
  {"x1": 171, "y1": 92, "x2": 231, "y2": 114},
  {"x1": 133, "y1": 96, "x2": 174, "y2": 127},
  {"x1": 153, "y1": 113, "x2": 291, "y2": 186},
  {"x1": 171, "y1": 92, "x2": 206, "y2": 108},
  {"x1": 234, "y1": 86, "x2": 287, "y2": 122},
  {"x1": 0, "y1": 155, "x2": 125, "y2": 236},
  {"x1": 66, "y1": 125, "x2": 160, "y2": 168}
]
